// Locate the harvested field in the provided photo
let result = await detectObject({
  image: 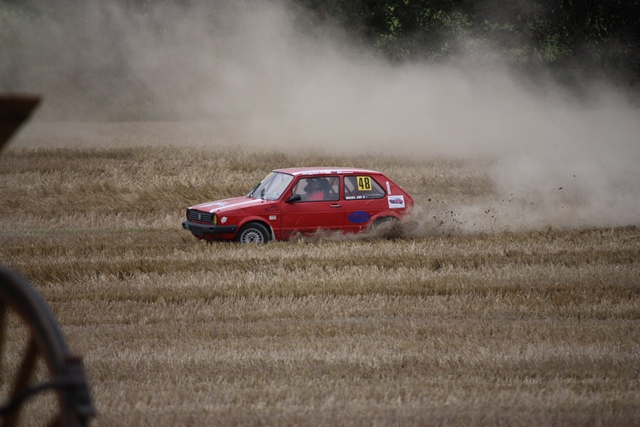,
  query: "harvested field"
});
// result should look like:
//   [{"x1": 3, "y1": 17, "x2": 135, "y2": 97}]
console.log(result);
[{"x1": 1, "y1": 143, "x2": 639, "y2": 426}]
